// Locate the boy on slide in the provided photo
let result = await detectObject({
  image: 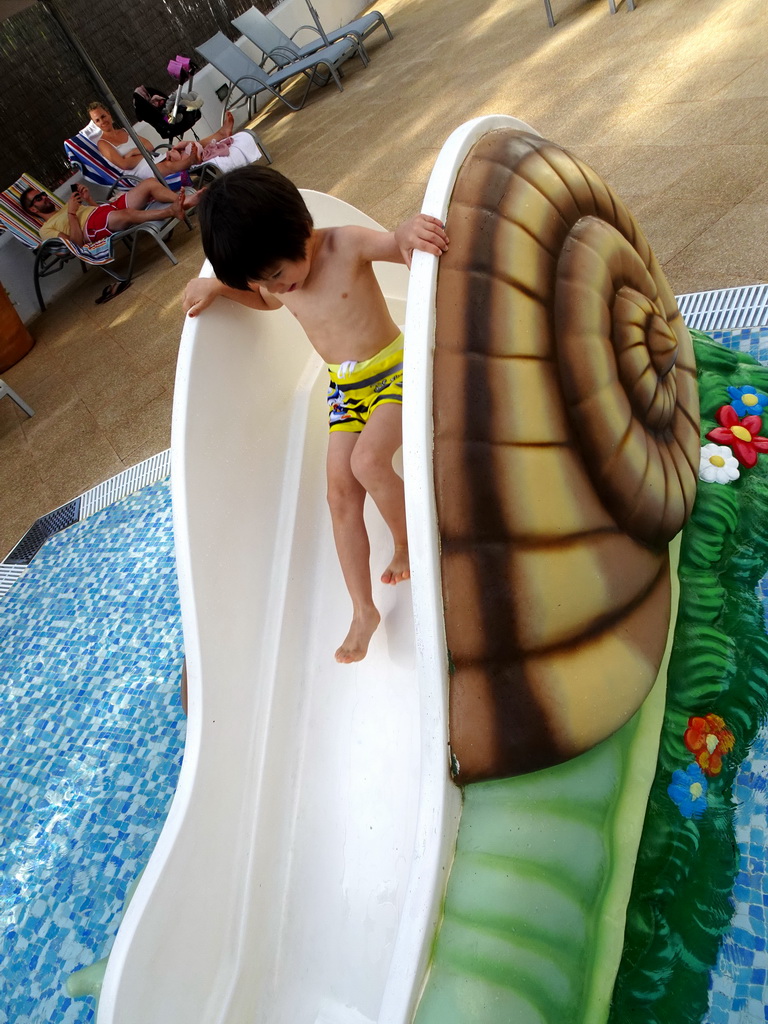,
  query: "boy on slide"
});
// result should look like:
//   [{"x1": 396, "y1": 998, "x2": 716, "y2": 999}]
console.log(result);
[{"x1": 182, "y1": 166, "x2": 448, "y2": 663}]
